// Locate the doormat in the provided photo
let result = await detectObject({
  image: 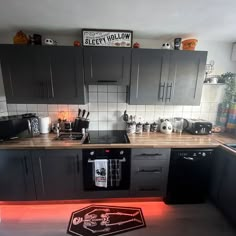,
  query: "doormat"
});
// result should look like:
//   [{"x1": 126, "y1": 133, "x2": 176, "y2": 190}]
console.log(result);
[{"x1": 67, "y1": 205, "x2": 146, "y2": 236}]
